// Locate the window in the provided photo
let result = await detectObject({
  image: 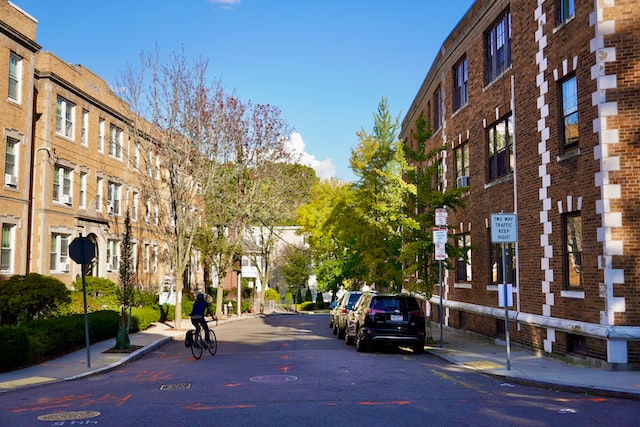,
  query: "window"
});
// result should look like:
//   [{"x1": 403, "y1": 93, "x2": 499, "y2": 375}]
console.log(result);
[
  {"x1": 132, "y1": 191, "x2": 139, "y2": 221},
  {"x1": 454, "y1": 141, "x2": 470, "y2": 188},
  {"x1": 434, "y1": 159, "x2": 445, "y2": 192},
  {"x1": 144, "y1": 243, "x2": 150, "y2": 272},
  {"x1": 453, "y1": 57, "x2": 468, "y2": 111},
  {"x1": 152, "y1": 244, "x2": 158, "y2": 273},
  {"x1": 133, "y1": 143, "x2": 140, "y2": 169},
  {"x1": 107, "y1": 239, "x2": 120, "y2": 272},
  {"x1": 1, "y1": 224, "x2": 15, "y2": 273},
  {"x1": 433, "y1": 87, "x2": 441, "y2": 132},
  {"x1": 98, "y1": 118, "x2": 105, "y2": 153},
  {"x1": 131, "y1": 242, "x2": 137, "y2": 273},
  {"x1": 557, "y1": 0, "x2": 575, "y2": 24},
  {"x1": 8, "y1": 53, "x2": 21, "y2": 102},
  {"x1": 107, "y1": 182, "x2": 121, "y2": 216},
  {"x1": 560, "y1": 75, "x2": 579, "y2": 151},
  {"x1": 109, "y1": 124, "x2": 123, "y2": 159},
  {"x1": 53, "y1": 165, "x2": 73, "y2": 205},
  {"x1": 563, "y1": 212, "x2": 582, "y2": 288},
  {"x1": 487, "y1": 115, "x2": 513, "y2": 181},
  {"x1": 81, "y1": 110, "x2": 89, "y2": 146},
  {"x1": 145, "y1": 197, "x2": 151, "y2": 224},
  {"x1": 485, "y1": 10, "x2": 512, "y2": 84},
  {"x1": 79, "y1": 172, "x2": 87, "y2": 208},
  {"x1": 490, "y1": 239, "x2": 516, "y2": 286},
  {"x1": 455, "y1": 233, "x2": 472, "y2": 282},
  {"x1": 5, "y1": 136, "x2": 18, "y2": 187},
  {"x1": 56, "y1": 96, "x2": 75, "y2": 139},
  {"x1": 96, "y1": 177, "x2": 103, "y2": 212},
  {"x1": 50, "y1": 233, "x2": 70, "y2": 272}
]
